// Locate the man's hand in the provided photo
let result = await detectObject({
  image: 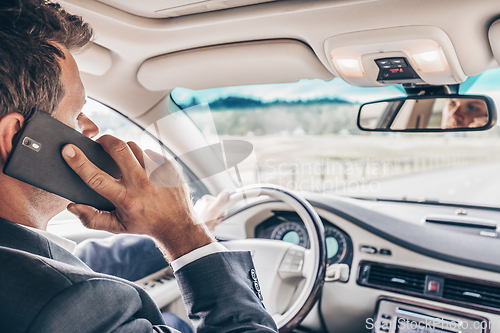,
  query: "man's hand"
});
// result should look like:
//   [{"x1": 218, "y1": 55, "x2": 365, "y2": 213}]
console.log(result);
[
  {"x1": 62, "y1": 135, "x2": 214, "y2": 262},
  {"x1": 194, "y1": 190, "x2": 230, "y2": 232}
]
